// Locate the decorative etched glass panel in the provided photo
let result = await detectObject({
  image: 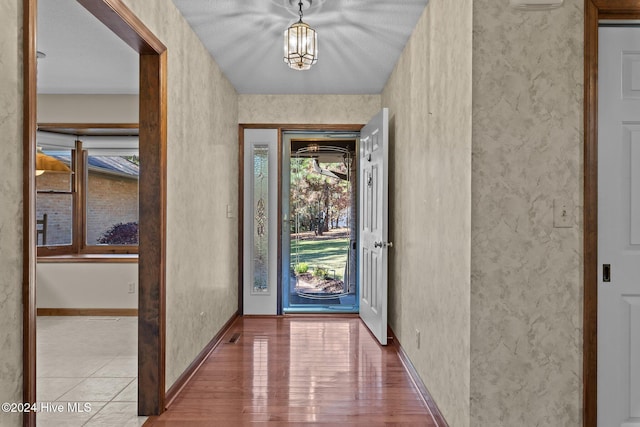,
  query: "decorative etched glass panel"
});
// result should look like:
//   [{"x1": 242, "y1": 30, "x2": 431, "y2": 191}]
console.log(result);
[{"x1": 253, "y1": 145, "x2": 269, "y2": 294}]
